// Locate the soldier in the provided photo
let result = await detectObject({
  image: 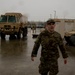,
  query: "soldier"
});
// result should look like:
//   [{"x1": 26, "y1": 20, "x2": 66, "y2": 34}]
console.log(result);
[
  {"x1": 31, "y1": 19, "x2": 68, "y2": 75},
  {"x1": 32, "y1": 23, "x2": 36, "y2": 33}
]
